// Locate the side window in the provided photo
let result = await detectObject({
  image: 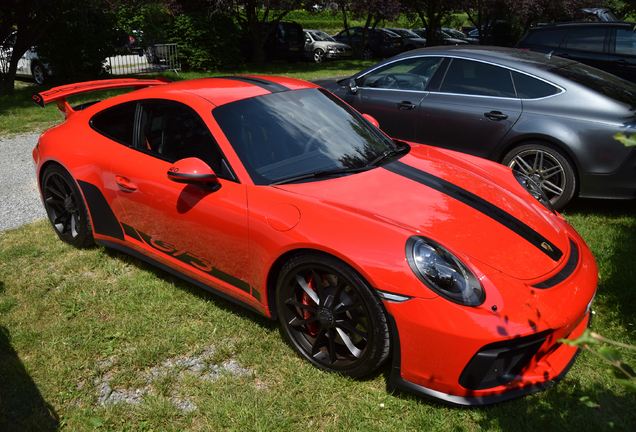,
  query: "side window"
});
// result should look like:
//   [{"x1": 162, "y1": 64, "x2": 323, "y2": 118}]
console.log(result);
[
  {"x1": 523, "y1": 29, "x2": 569, "y2": 48},
  {"x1": 564, "y1": 28, "x2": 606, "y2": 52},
  {"x1": 90, "y1": 101, "x2": 137, "y2": 146},
  {"x1": 359, "y1": 57, "x2": 443, "y2": 90},
  {"x1": 439, "y1": 59, "x2": 516, "y2": 97},
  {"x1": 512, "y1": 72, "x2": 560, "y2": 99},
  {"x1": 137, "y1": 101, "x2": 230, "y2": 178},
  {"x1": 615, "y1": 29, "x2": 636, "y2": 55}
]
